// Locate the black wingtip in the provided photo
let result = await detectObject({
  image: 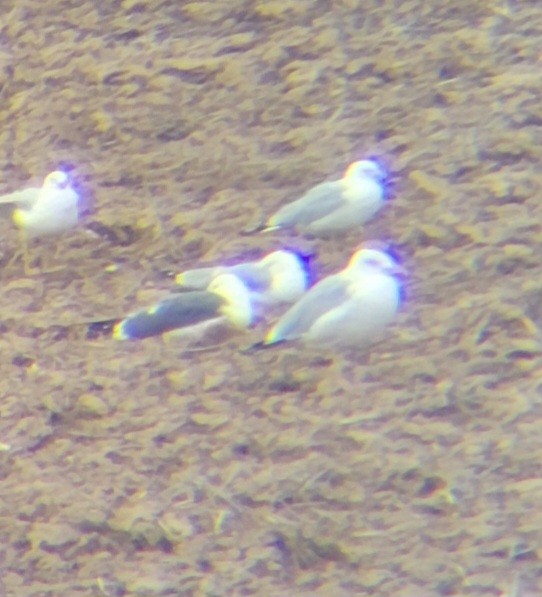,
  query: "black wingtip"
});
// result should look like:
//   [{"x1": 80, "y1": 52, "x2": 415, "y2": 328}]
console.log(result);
[
  {"x1": 239, "y1": 341, "x2": 265, "y2": 354},
  {"x1": 240, "y1": 221, "x2": 267, "y2": 236},
  {"x1": 86, "y1": 319, "x2": 118, "y2": 340},
  {"x1": 240, "y1": 339, "x2": 286, "y2": 354}
]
